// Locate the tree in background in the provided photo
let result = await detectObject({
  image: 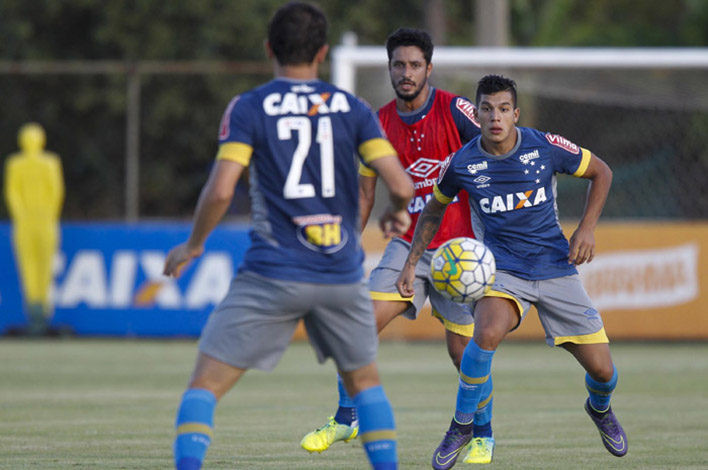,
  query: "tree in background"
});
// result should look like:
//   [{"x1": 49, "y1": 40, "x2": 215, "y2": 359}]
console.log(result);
[{"x1": 0, "y1": 0, "x2": 706, "y2": 219}]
